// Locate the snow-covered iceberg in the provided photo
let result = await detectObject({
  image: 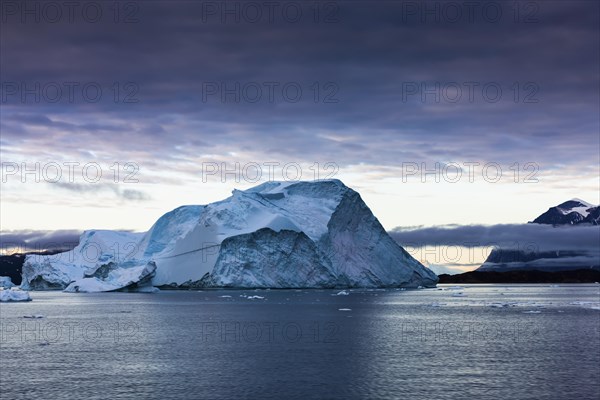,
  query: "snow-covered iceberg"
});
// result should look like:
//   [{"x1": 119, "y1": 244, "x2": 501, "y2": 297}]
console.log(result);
[
  {"x1": 0, "y1": 288, "x2": 32, "y2": 302},
  {"x1": 22, "y1": 180, "x2": 438, "y2": 291}
]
